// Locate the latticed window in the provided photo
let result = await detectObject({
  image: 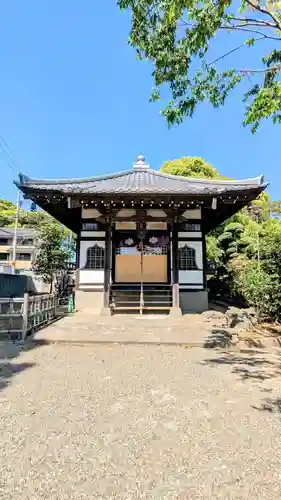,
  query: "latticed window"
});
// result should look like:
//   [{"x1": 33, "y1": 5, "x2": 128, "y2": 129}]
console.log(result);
[
  {"x1": 178, "y1": 222, "x2": 201, "y2": 232},
  {"x1": 178, "y1": 245, "x2": 198, "y2": 270},
  {"x1": 84, "y1": 245, "x2": 105, "y2": 269},
  {"x1": 82, "y1": 222, "x2": 100, "y2": 231}
]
